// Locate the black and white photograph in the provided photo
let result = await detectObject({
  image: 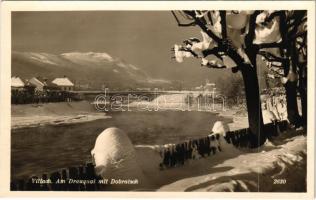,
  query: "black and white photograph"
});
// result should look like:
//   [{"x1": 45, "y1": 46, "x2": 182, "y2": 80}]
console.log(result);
[{"x1": 0, "y1": 1, "x2": 315, "y2": 198}]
